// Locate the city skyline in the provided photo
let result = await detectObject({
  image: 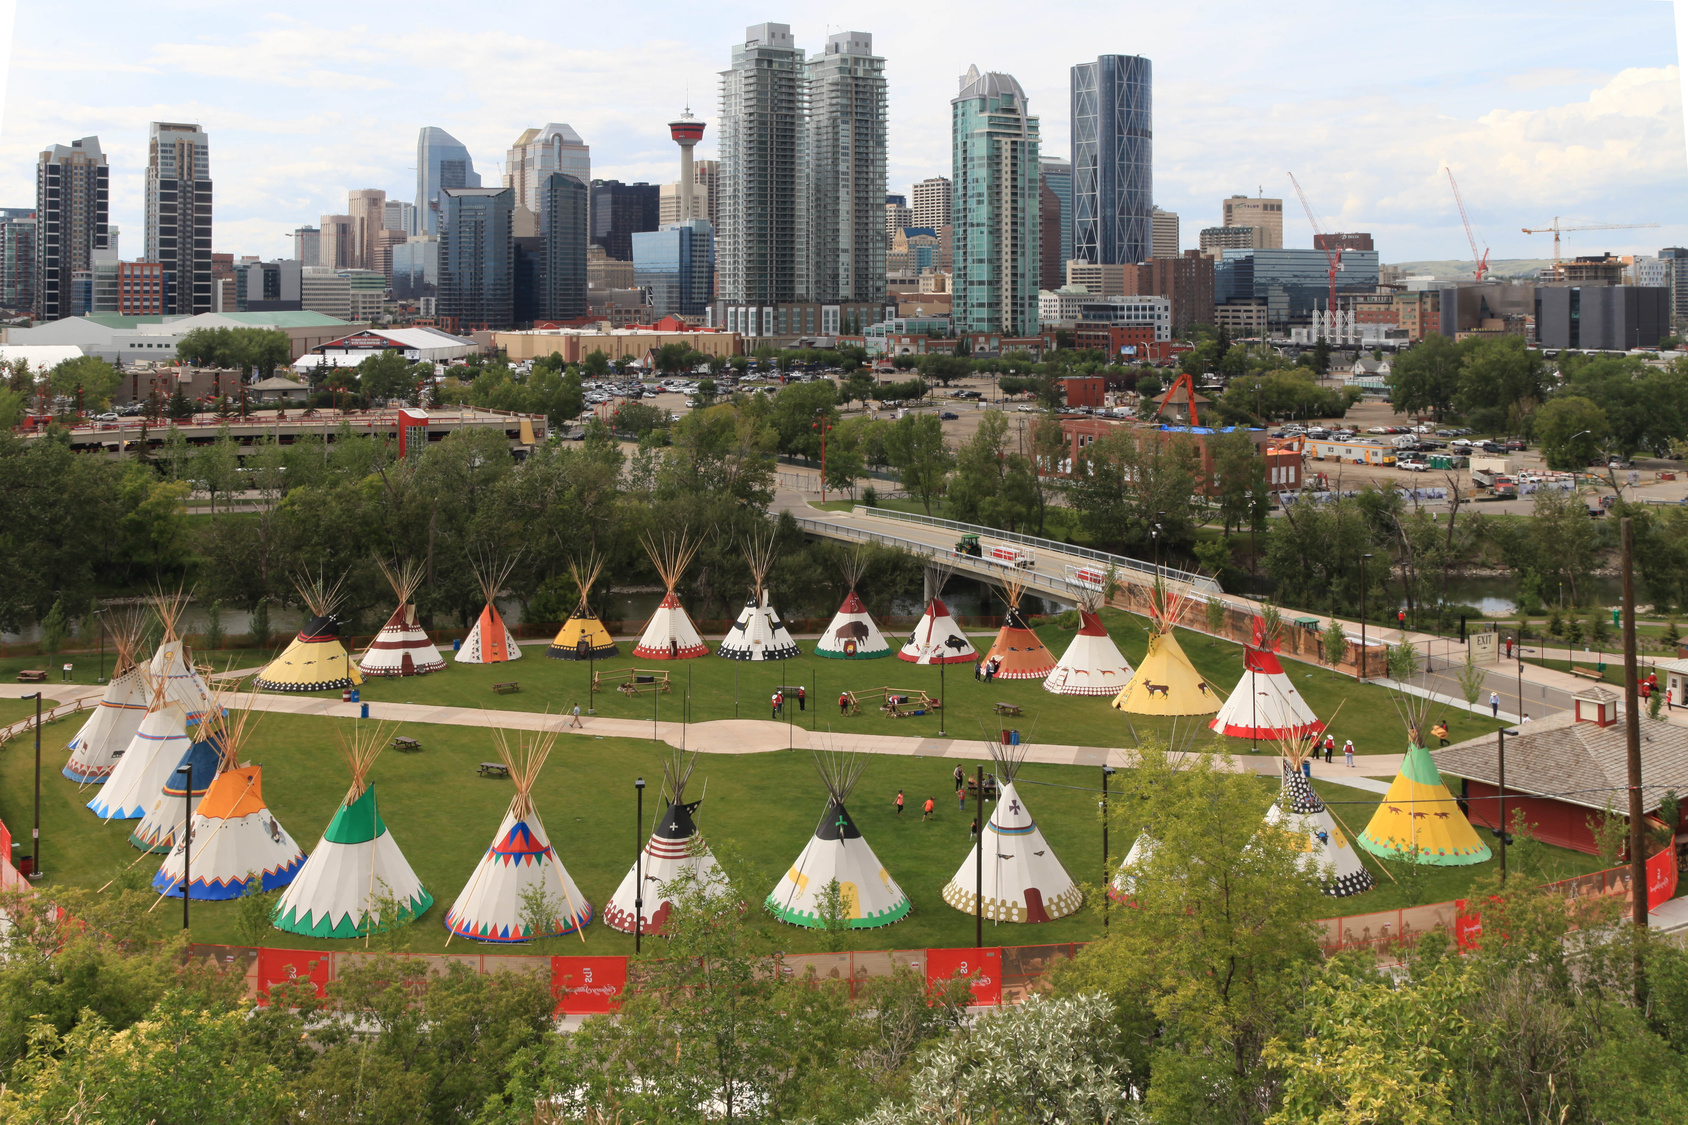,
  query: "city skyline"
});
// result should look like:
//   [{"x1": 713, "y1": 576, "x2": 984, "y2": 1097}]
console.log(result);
[{"x1": 0, "y1": 2, "x2": 1682, "y2": 266}]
